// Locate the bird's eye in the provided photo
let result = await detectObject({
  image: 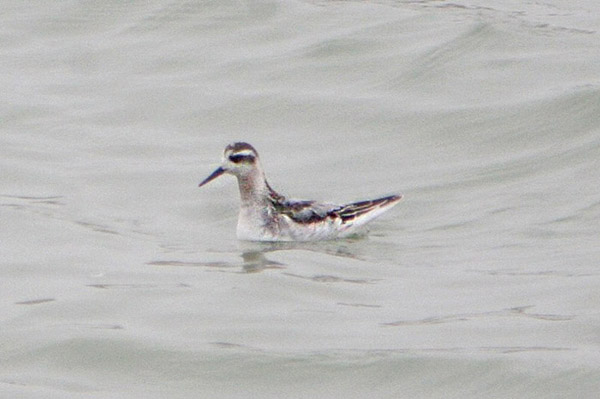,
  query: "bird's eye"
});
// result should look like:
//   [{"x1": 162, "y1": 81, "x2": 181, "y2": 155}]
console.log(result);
[{"x1": 229, "y1": 154, "x2": 254, "y2": 164}]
